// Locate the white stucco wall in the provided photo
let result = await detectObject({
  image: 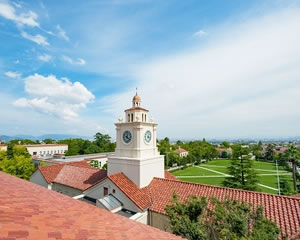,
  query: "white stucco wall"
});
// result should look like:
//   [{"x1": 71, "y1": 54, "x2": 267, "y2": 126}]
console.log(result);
[
  {"x1": 0, "y1": 145, "x2": 7, "y2": 151},
  {"x1": 30, "y1": 170, "x2": 48, "y2": 188},
  {"x1": 25, "y1": 145, "x2": 68, "y2": 157},
  {"x1": 84, "y1": 178, "x2": 142, "y2": 213}
]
